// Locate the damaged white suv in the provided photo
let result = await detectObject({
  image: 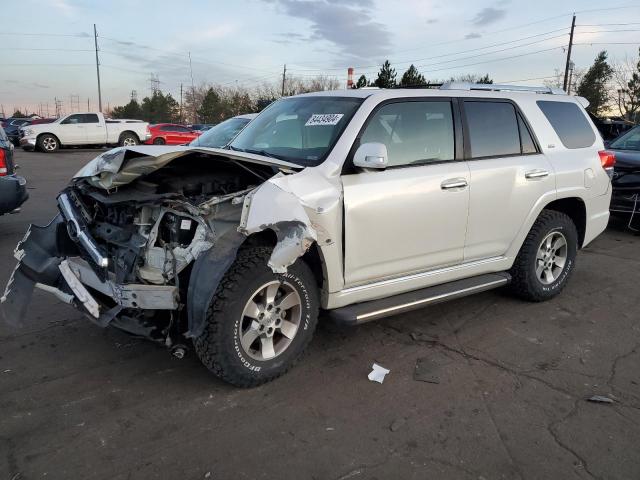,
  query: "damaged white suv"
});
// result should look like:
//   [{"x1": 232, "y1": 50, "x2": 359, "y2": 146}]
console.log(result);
[{"x1": 2, "y1": 83, "x2": 612, "y2": 386}]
